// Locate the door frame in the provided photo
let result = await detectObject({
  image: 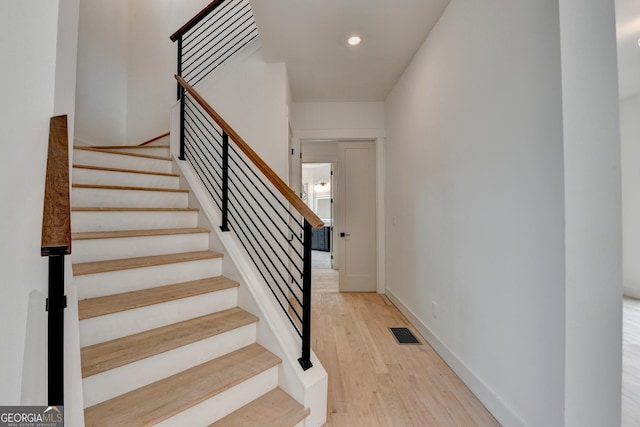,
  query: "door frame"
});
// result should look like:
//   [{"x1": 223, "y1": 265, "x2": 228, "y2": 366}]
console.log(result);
[{"x1": 293, "y1": 129, "x2": 385, "y2": 294}]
